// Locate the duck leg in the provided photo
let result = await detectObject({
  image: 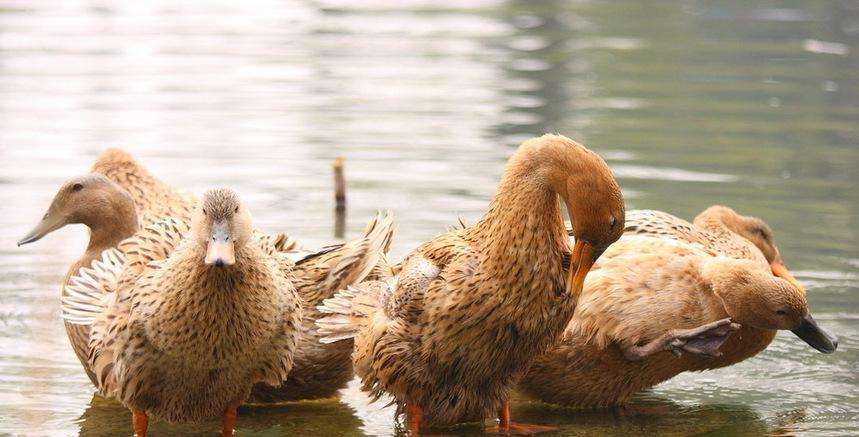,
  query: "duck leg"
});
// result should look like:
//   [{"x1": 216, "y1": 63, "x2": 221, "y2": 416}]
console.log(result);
[
  {"x1": 406, "y1": 403, "x2": 423, "y2": 435},
  {"x1": 485, "y1": 401, "x2": 556, "y2": 435},
  {"x1": 623, "y1": 318, "x2": 741, "y2": 361},
  {"x1": 132, "y1": 409, "x2": 148, "y2": 437},
  {"x1": 222, "y1": 405, "x2": 238, "y2": 436}
]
